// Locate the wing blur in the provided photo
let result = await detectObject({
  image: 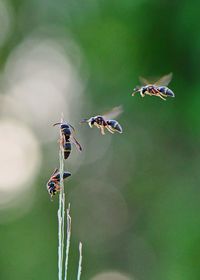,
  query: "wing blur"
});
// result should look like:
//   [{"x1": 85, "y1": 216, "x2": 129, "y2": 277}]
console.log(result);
[
  {"x1": 139, "y1": 73, "x2": 173, "y2": 87},
  {"x1": 154, "y1": 73, "x2": 173, "y2": 86},
  {"x1": 103, "y1": 105, "x2": 123, "y2": 120},
  {"x1": 139, "y1": 76, "x2": 150, "y2": 85}
]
